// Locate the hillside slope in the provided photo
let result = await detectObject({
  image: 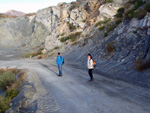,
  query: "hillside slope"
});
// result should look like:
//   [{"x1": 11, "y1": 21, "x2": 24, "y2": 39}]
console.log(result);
[{"x1": 5, "y1": 10, "x2": 26, "y2": 16}]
